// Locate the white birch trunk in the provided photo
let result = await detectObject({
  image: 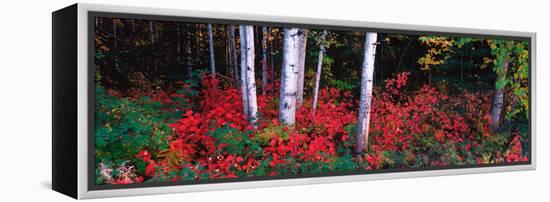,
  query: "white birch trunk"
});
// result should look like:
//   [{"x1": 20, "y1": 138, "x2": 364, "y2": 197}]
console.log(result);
[
  {"x1": 239, "y1": 25, "x2": 249, "y2": 119},
  {"x1": 296, "y1": 29, "x2": 308, "y2": 108},
  {"x1": 208, "y1": 23, "x2": 216, "y2": 77},
  {"x1": 312, "y1": 30, "x2": 327, "y2": 114},
  {"x1": 279, "y1": 28, "x2": 300, "y2": 125},
  {"x1": 245, "y1": 26, "x2": 259, "y2": 126},
  {"x1": 491, "y1": 60, "x2": 509, "y2": 131},
  {"x1": 356, "y1": 32, "x2": 378, "y2": 153}
]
